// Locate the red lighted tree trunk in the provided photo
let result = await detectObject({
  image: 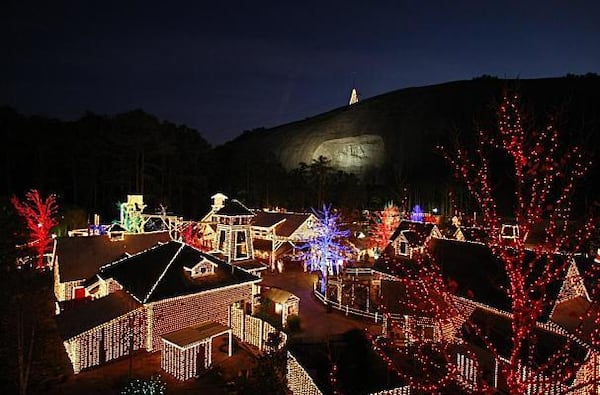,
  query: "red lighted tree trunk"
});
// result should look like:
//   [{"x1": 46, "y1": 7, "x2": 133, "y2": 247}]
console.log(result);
[{"x1": 11, "y1": 189, "x2": 59, "y2": 270}]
